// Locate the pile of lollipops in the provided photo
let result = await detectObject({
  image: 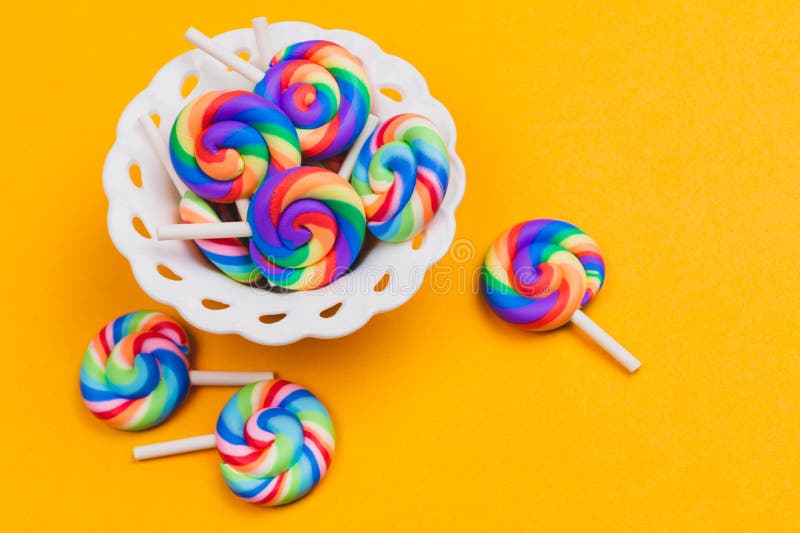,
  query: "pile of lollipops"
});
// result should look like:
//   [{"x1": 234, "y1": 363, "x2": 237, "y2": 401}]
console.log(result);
[{"x1": 141, "y1": 18, "x2": 450, "y2": 291}]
